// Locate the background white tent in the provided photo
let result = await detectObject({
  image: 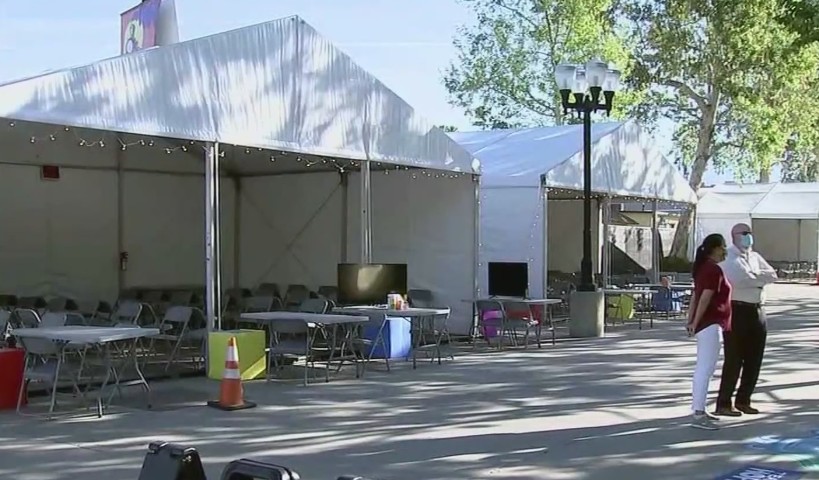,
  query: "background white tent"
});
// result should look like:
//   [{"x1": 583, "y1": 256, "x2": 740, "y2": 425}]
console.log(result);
[
  {"x1": 451, "y1": 120, "x2": 697, "y2": 295},
  {"x1": 696, "y1": 182, "x2": 819, "y2": 267},
  {"x1": 0, "y1": 16, "x2": 480, "y2": 333}
]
